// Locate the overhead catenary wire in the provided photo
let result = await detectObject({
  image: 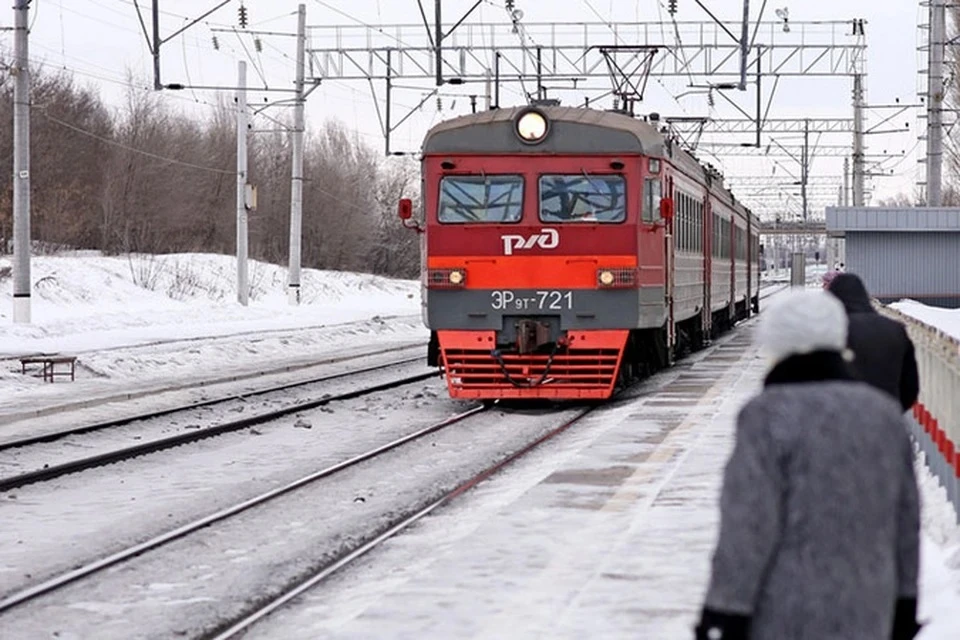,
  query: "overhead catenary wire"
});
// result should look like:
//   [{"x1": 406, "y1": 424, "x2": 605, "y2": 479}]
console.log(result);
[{"x1": 580, "y1": 0, "x2": 691, "y2": 115}]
